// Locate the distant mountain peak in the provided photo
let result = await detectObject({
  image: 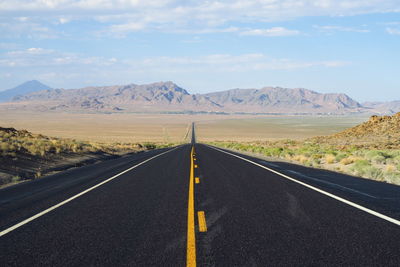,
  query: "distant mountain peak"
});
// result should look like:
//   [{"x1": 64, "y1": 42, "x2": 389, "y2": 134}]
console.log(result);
[
  {"x1": 0, "y1": 80, "x2": 52, "y2": 103},
  {"x1": 22, "y1": 80, "x2": 44, "y2": 85}
]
